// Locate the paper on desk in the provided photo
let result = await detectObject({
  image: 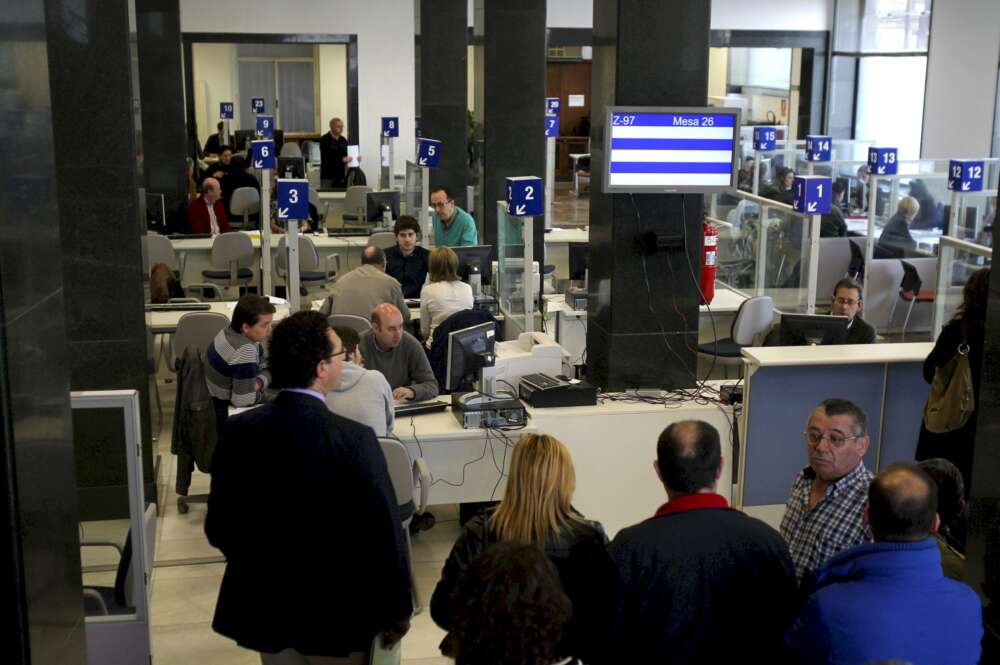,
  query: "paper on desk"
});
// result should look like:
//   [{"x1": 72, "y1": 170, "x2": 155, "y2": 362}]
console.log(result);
[
  {"x1": 267, "y1": 296, "x2": 288, "y2": 305},
  {"x1": 347, "y1": 145, "x2": 360, "y2": 168}
]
